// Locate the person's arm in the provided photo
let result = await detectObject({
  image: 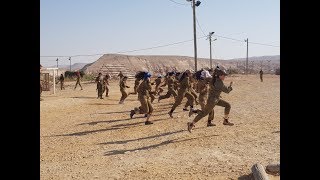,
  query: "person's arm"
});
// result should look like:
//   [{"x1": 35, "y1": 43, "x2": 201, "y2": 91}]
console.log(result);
[{"x1": 215, "y1": 80, "x2": 233, "y2": 94}]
